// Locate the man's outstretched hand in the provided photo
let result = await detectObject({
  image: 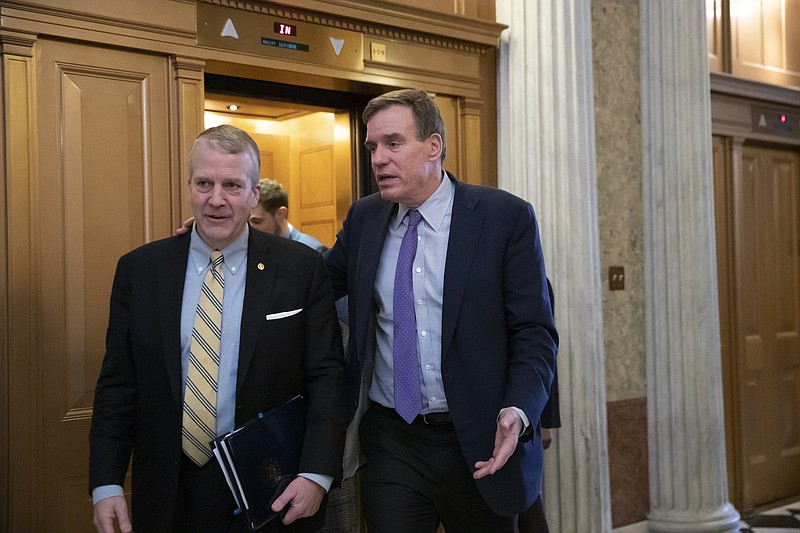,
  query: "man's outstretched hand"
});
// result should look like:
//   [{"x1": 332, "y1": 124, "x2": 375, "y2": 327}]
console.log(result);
[{"x1": 473, "y1": 408, "x2": 523, "y2": 479}]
